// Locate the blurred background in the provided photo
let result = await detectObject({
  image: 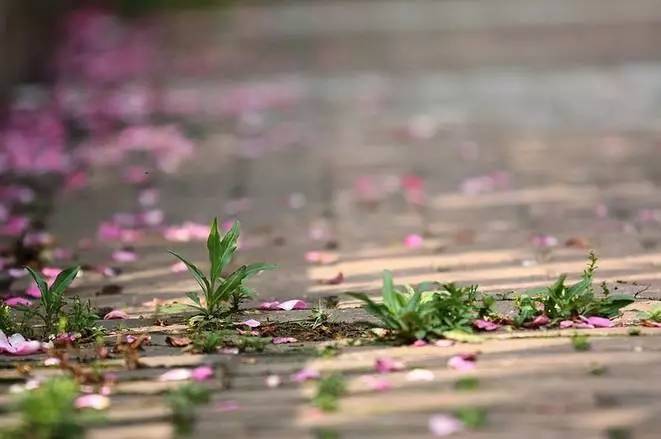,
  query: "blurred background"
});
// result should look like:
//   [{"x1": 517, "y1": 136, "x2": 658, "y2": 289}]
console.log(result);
[{"x1": 3, "y1": 0, "x2": 661, "y2": 299}]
